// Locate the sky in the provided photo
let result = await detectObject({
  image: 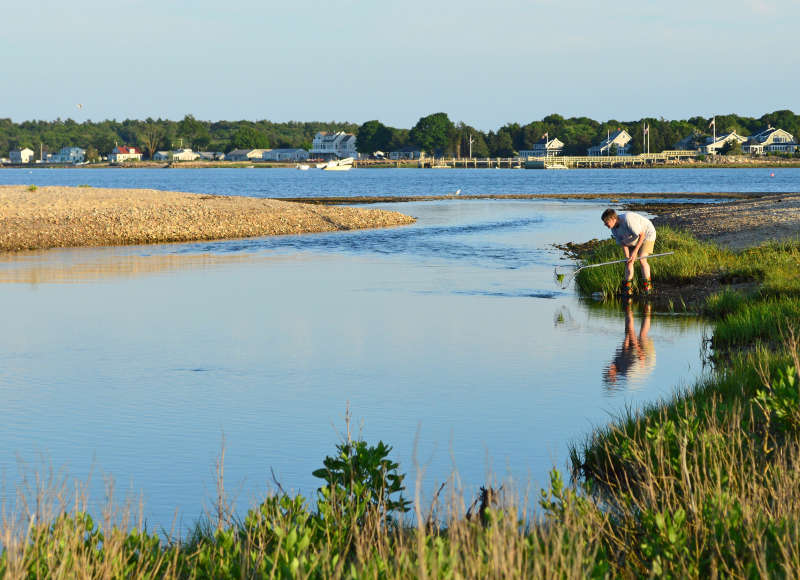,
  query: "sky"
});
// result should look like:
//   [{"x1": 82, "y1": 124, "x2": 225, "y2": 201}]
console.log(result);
[{"x1": 1, "y1": 0, "x2": 799, "y2": 130}]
